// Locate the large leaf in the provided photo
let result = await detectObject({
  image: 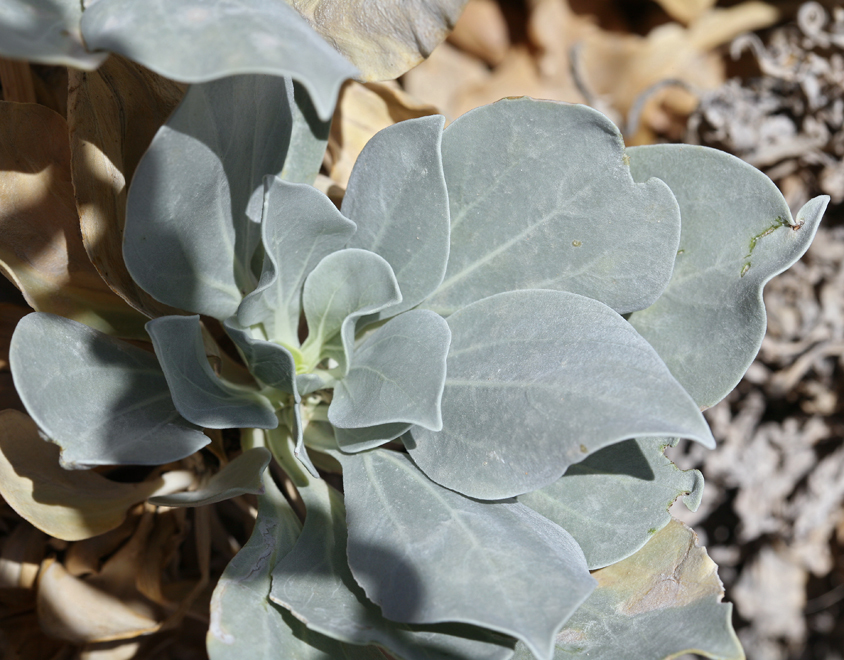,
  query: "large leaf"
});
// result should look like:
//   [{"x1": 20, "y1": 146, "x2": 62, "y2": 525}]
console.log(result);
[
  {"x1": 288, "y1": 0, "x2": 468, "y2": 81},
  {"x1": 343, "y1": 116, "x2": 450, "y2": 321},
  {"x1": 512, "y1": 520, "x2": 744, "y2": 660},
  {"x1": 151, "y1": 447, "x2": 271, "y2": 507},
  {"x1": 329, "y1": 310, "x2": 450, "y2": 433},
  {"x1": 407, "y1": 290, "x2": 714, "y2": 500},
  {"x1": 9, "y1": 313, "x2": 208, "y2": 468},
  {"x1": 0, "y1": 101, "x2": 146, "y2": 337},
  {"x1": 520, "y1": 438, "x2": 703, "y2": 569},
  {"x1": 80, "y1": 0, "x2": 357, "y2": 120},
  {"x1": 0, "y1": 410, "x2": 164, "y2": 541},
  {"x1": 0, "y1": 0, "x2": 106, "y2": 69},
  {"x1": 237, "y1": 177, "x2": 356, "y2": 346},
  {"x1": 208, "y1": 474, "x2": 383, "y2": 659},
  {"x1": 224, "y1": 317, "x2": 298, "y2": 395},
  {"x1": 270, "y1": 476, "x2": 517, "y2": 660},
  {"x1": 339, "y1": 450, "x2": 594, "y2": 660},
  {"x1": 627, "y1": 145, "x2": 827, "y2": 408},
  {"x1": 300, "y1": 248, "x2": 401, "y2": 370},
  {"x1": 66, "y1": 55, "x2": 186, "y2": 320},
  {"x1": 124, "y1": 75, "x2": 318, "y2": 320},
  {"x1": 147, "y1": 315, "x2": 278, "y2": 430},
  {"x1": 423, "y1": 98, "x2": 680, "y2": 316}
]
